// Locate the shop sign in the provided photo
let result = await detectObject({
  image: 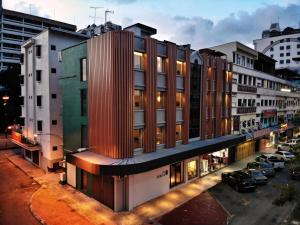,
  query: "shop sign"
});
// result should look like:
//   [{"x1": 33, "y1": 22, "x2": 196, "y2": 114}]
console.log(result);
[
  {"x1": 157, "y1": 170, "x2": 168, "y2": 179},
  {"x1": 253, "y1": 128, "x2": 271, "y2": 139},
  {"x1": 262, "y1": 109, "x2": 277, "y2": 118}
]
